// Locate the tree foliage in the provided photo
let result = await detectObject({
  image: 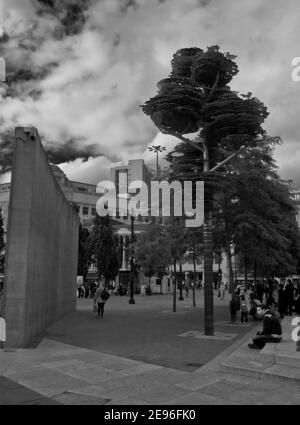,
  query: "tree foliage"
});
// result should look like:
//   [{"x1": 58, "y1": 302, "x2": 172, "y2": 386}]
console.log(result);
[
  {"x1": 88, "y1": 215, "x2": 120, "y2": 283},
  {"x1": 77, "y1": 224, "x2": 90, "y2": 279},
  {"x1": 135, "y1": 223, "x2": 171, "y2": 281}
]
